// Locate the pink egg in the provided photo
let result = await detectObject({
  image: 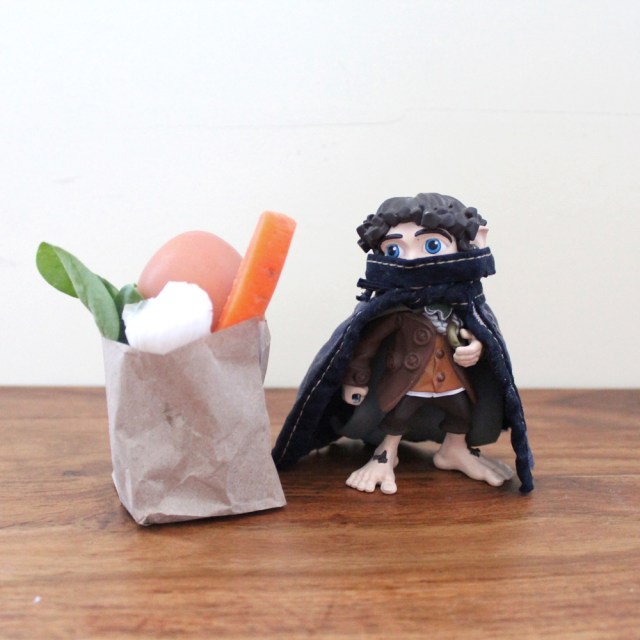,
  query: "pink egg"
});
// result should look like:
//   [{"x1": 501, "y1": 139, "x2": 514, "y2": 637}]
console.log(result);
[{"x1": 138, "y1": 231, "x2": 242, "y2": 331}]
